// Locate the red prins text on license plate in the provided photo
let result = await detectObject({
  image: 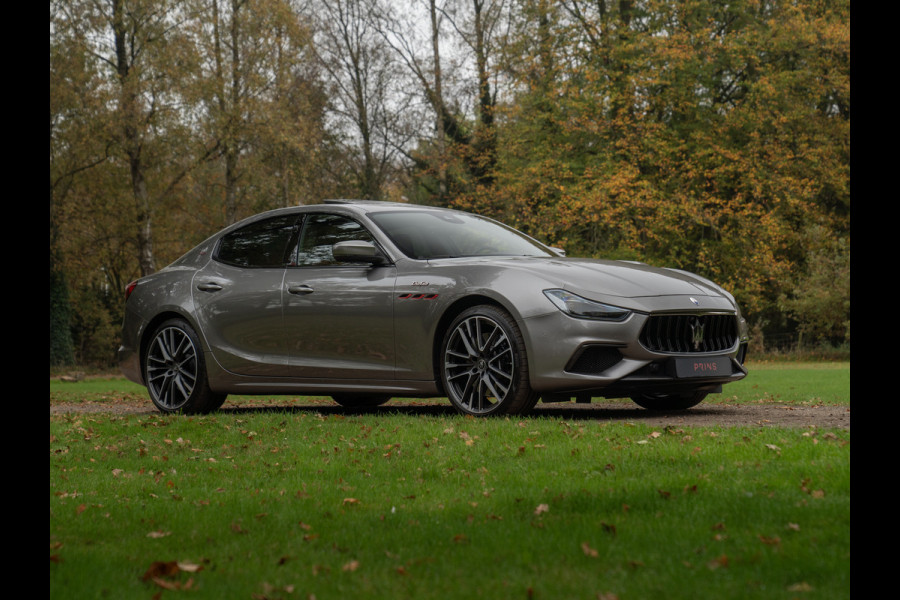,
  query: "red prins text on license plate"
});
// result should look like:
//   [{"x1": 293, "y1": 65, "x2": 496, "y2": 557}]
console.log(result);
[{"x1": 673, "y1": 357, "x2": 731, "y2": 378}]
